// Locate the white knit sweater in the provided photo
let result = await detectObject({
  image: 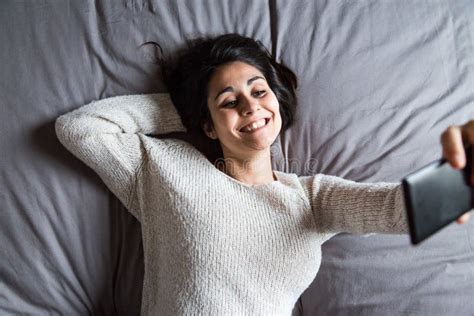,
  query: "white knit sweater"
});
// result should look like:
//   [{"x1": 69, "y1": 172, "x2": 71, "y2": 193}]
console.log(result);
[{"x1": 55, "y1": 94, "x2": 408, "y2": 315}]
